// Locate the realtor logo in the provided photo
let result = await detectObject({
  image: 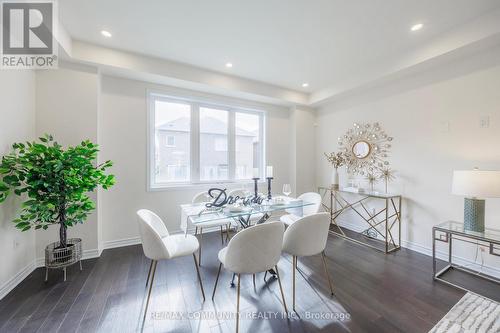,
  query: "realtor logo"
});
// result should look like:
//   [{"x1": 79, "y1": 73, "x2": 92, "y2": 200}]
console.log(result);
[{"x1": 1, "y1": 0, "x2": 58, "y2": 69}]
